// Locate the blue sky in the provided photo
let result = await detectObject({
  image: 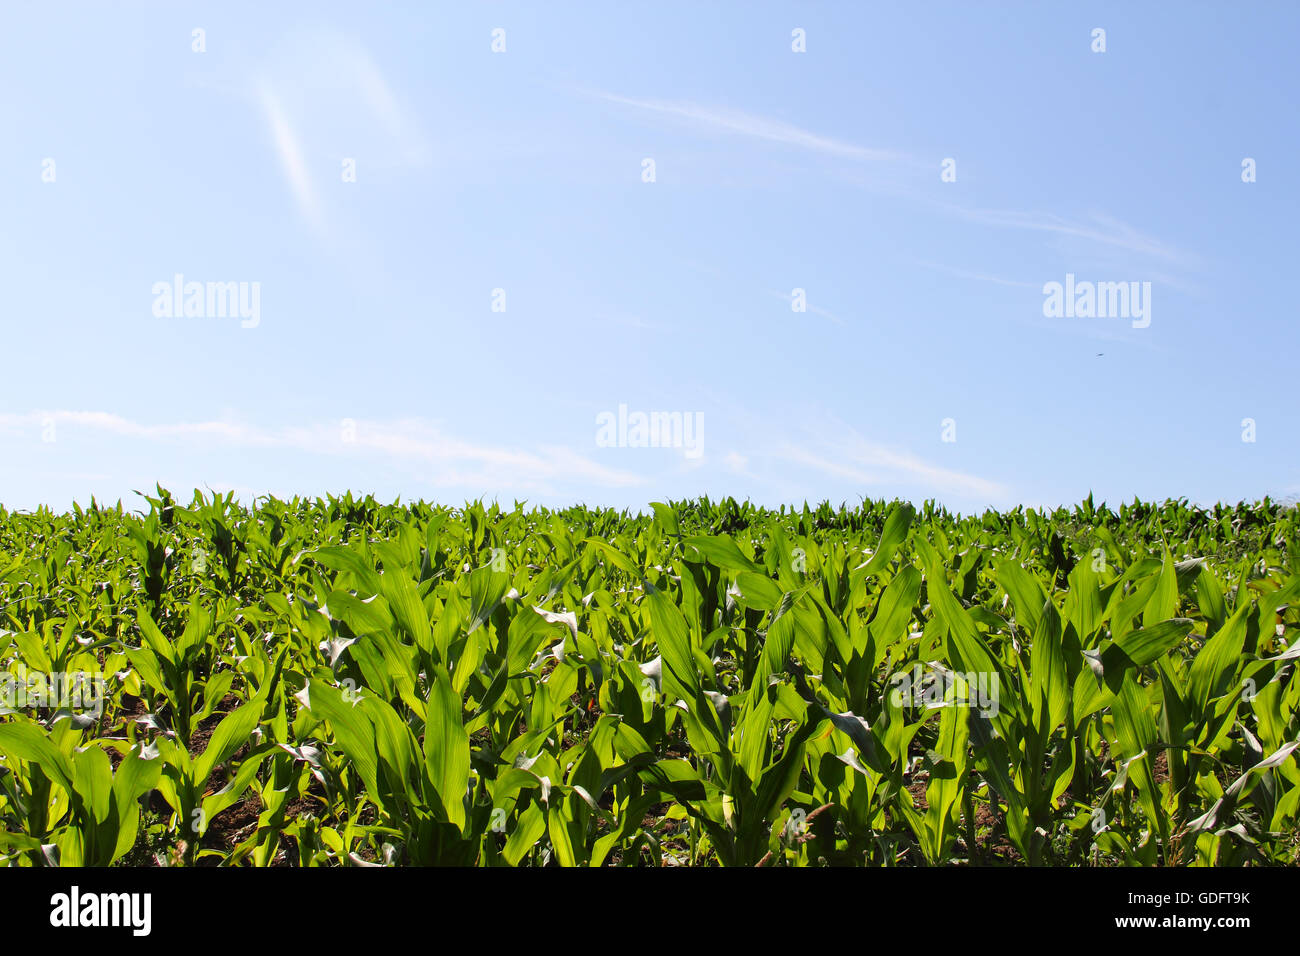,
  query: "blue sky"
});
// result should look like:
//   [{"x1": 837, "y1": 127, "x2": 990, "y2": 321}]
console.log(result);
[{"x1": 2, "y1": 2, "x2": 1296, "y2": 514}]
